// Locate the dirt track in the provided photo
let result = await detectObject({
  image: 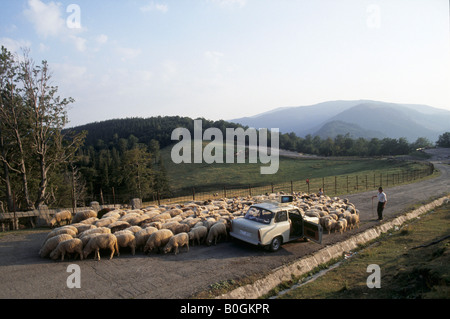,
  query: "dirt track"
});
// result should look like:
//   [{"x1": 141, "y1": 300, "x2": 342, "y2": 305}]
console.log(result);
[{"x1": 0, "y1": 149, "x2": 449, "y2": 299}]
